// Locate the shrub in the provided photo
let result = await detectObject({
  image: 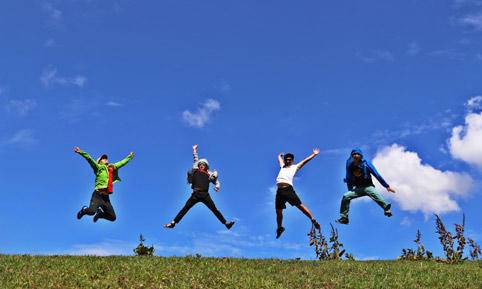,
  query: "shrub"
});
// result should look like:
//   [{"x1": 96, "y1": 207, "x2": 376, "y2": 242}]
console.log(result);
[
  {"x1": 133, "y1": 234, "x2": 155, "y2": 256},
  {"x1": 309, "y1": 223, "x2": 352, "y2": 260}
]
